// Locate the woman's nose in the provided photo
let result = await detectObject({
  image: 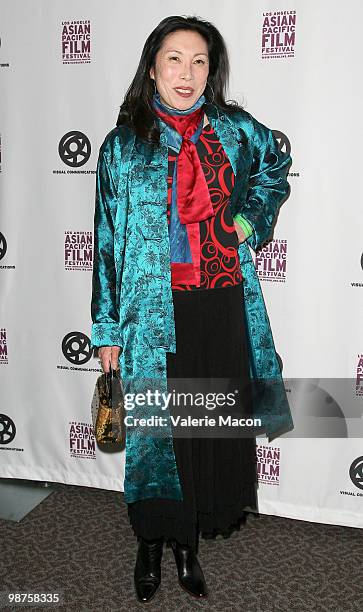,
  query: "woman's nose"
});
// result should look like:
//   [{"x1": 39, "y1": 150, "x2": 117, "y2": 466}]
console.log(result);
[{"x1": 180, "y1": 64, "x2": 193, "y2": 80}]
